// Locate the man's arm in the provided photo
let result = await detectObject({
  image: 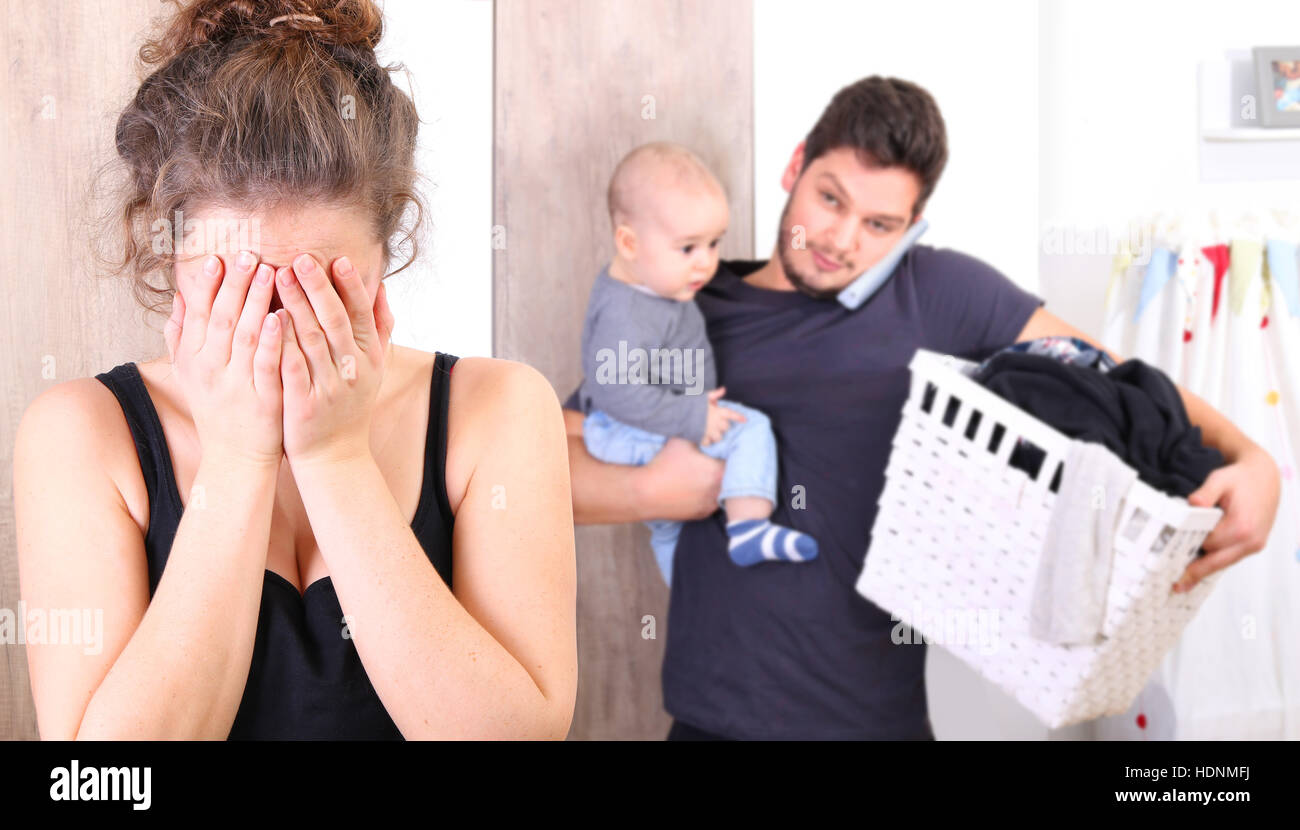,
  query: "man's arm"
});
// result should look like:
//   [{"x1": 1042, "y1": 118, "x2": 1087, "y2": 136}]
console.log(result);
[
  {"x1": 1015, "y1": 306, "x2": 1281, "y2": 591},
  {"x1": 563, "y1": 408, "x2": 723, "y2": 526},
  {"x1": 1017, "y1": 308, "x2": 1251, "y2": 462}
]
